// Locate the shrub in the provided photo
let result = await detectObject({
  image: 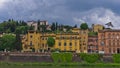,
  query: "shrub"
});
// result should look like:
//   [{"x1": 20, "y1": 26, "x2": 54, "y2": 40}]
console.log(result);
[
  {"x1": 79, "y1": 53, "x2": 100, "y2": 63},
  {"x1": 79, "y1": 53, "x2": 86, "y2": 60},
  {"x1": 51, "y1": 53, "x2": 60, "y2": 63},
  {"x1": 113, "y1": 54, "x2": 120, "y2": 63},
  {"x1": 51, "y1": 52, "x2": 72, "y2": 63},
  {"x1": 60, "y1": 53, "x2": 72, "y2": 63}
]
